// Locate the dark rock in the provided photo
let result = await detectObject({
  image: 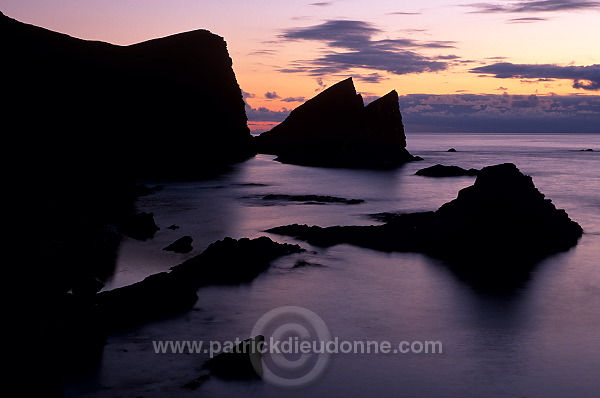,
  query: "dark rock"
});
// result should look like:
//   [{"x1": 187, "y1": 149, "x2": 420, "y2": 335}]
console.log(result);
[
  {"x1": 95, "y1": 271, "x2": 198, "y2": 330},
  {"x1": 267, "y1": 163, "x2": 583, "y2": 287},
  {"x1": 167, "y1": 224, "x2": 180, "y2": 230},
  {"x1": 203, "y1": 335, "x2": 264, "y2": 380},
  {"x1": 133, "y1": 184, "x2": 163, "y2": 197},
  {"x1": 163, "y1": 236, "x2": 193, "y2": 253},
  {"x1": 255, "y1": 77, "x2": 418, "y2": 168},
  {"x1": 447, "y1": 148, "x2": 457, "y2": 152},
  {"x1": 2, "y1": 12, "x2": 254, "y2": 180},
  {"x1": 169, "y1": 236, "x2": 305, "y2": 285},
  {"x1": 96, "y1": 237, "x2": 304, "y2": 329},
  {"x1": 292, "y1": 259, "x2": 324, "y2": 268},
  {"x1": 262, "y1": 194, "x2": 364, "y2": 205},
  {"x1": 3, "y1": 10, "x2": 253, "y2": 389},
  {"x1": 580, "y1": 148, "x2": 594, "y2": 151},
  {"x1": 117, "y1": 212, "x2": 160, "y2": 240},
  {"x1": 183, "y1": 371, "x2": 211, "y2": 390},
  {"x1": 415, "y1": 164, "x2": 479, "y2": 177}
]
